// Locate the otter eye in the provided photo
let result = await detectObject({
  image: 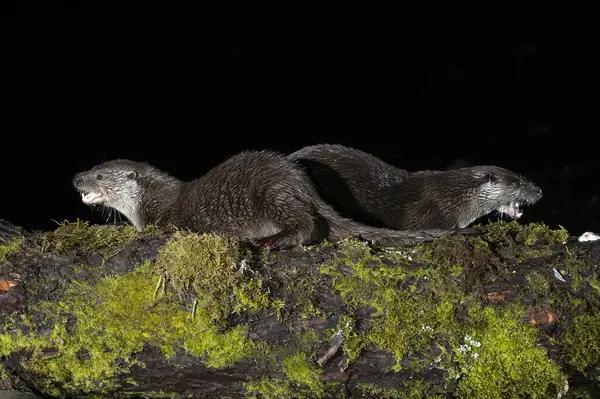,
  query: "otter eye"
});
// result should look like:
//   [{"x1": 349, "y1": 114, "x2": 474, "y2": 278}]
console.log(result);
[
  {"x1": 127, "y1": 171, "x2": 138, "y2": 180},
  {"x1": 96, "y1": 174, "x2": 103, "y2": 180}
]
